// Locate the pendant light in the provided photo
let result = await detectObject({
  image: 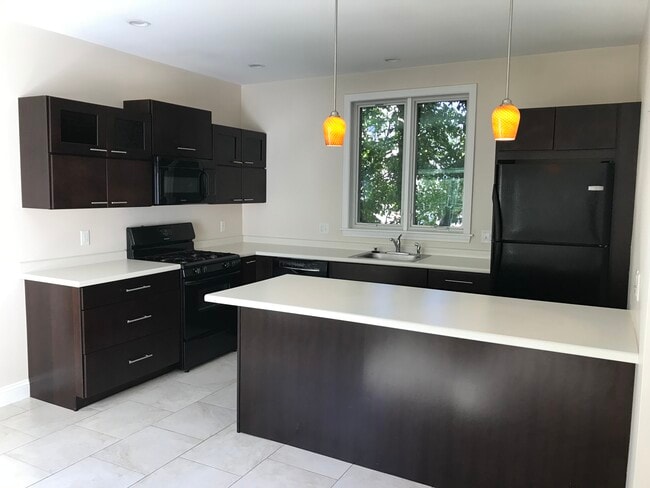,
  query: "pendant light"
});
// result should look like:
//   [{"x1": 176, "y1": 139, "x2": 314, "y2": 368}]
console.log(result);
[
  {"x1": 323, "y1": 0, "x2": 346, "y2": 146},
  {"x1": 492, "y1": 0, "x2": 520, "y2": 141}
]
